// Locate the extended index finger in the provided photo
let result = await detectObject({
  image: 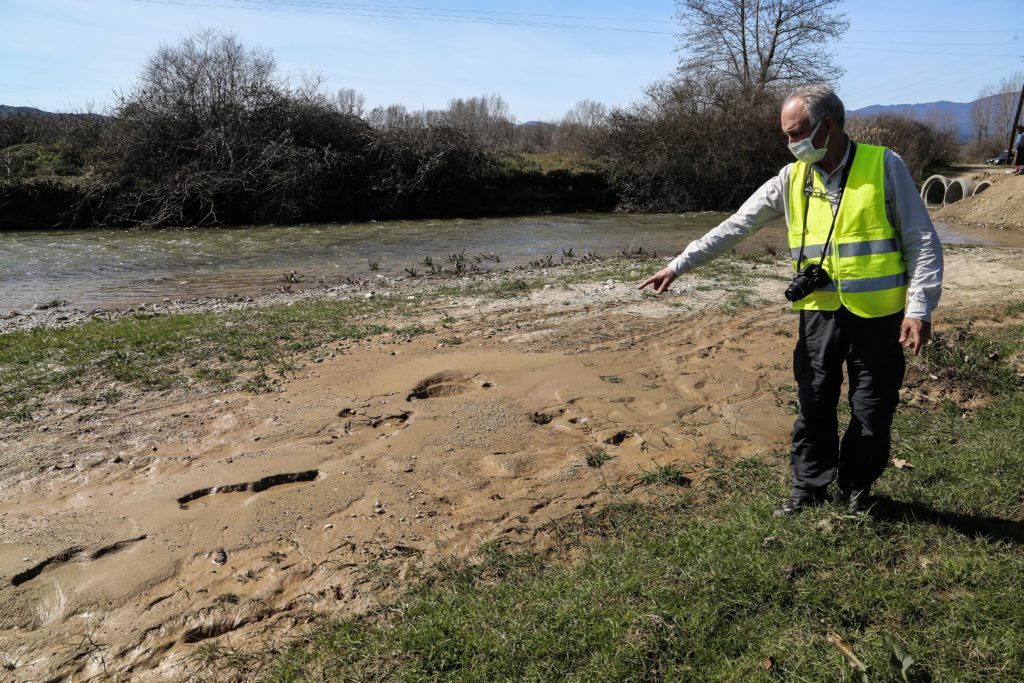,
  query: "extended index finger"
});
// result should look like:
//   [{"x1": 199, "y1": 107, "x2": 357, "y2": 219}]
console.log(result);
[{"x1": 636, "y1": 276, "x2": 658, "y2": 290}]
